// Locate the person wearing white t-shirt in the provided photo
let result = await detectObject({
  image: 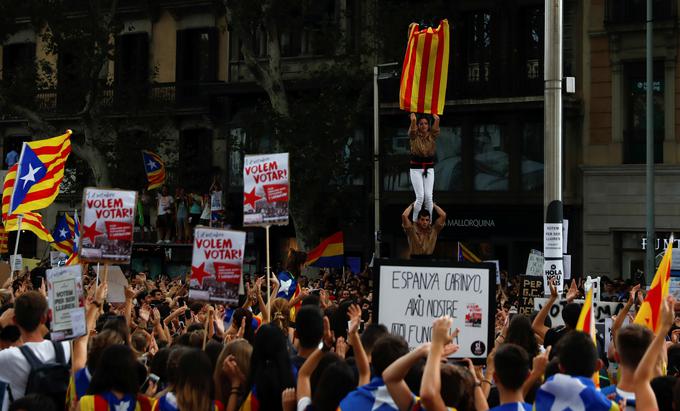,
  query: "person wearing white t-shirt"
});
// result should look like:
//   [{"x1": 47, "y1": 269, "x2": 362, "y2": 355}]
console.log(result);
[
  {"x1": 156, "y1": 186, "x2": 174, "y2": 243},
  {"x1": 0, "y1": 291, "x2": 70, "y2": 411}
]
